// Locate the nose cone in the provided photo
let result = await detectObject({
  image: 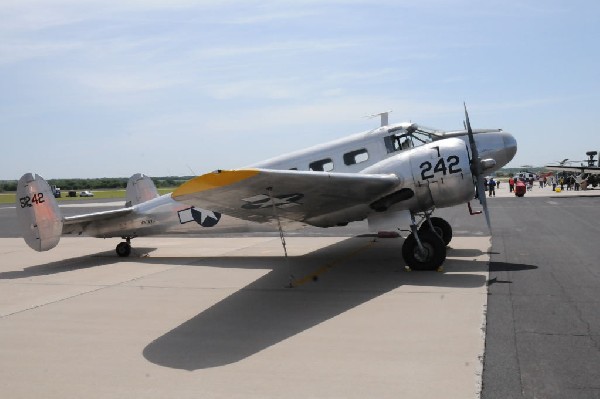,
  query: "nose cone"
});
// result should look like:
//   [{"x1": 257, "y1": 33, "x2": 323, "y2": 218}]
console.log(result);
[
  {"x1": 473, "y1": 130, "x2": 518, "y2": 171},
  {"x1": 502, "y1": 131, "x2": 517, "y2": 163}
]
